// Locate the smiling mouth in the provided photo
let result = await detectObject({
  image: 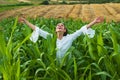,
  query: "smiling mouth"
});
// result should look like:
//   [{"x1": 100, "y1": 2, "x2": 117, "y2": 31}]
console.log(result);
[{"x1": 58, "y1": 27, "x2": 62, "y2": 29}]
